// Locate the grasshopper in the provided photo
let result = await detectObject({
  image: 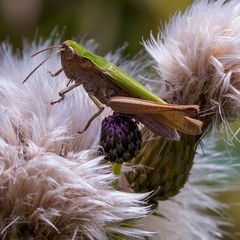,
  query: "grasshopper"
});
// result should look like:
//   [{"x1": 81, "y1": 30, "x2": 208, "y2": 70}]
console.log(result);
[{"x1": 23, "y1": 40, "x2": 202, "y2": 140}]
